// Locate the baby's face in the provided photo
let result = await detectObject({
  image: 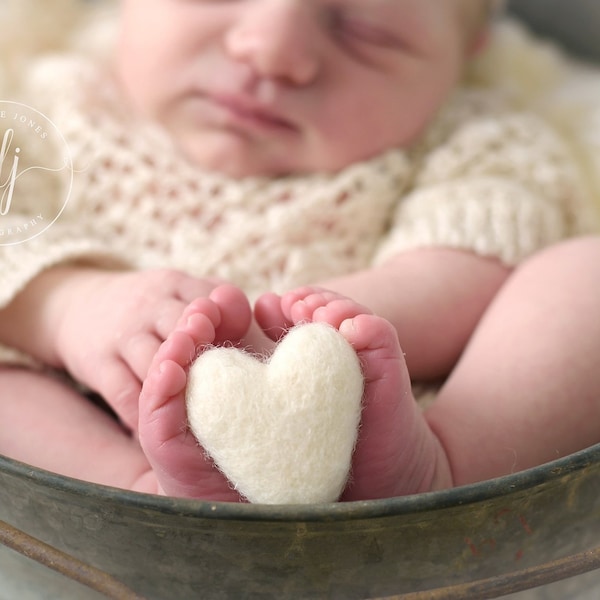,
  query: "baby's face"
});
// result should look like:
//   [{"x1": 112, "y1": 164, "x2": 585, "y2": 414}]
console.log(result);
[{"x1": 117, "y1": 0, "x2": 473, "y2": 177}]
